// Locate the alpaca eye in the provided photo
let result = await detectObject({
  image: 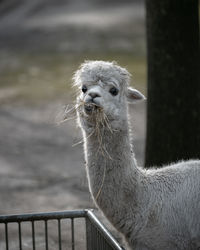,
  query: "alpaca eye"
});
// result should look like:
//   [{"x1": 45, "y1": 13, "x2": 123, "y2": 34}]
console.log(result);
[
  {"x1": 109, "y1": 87, "x2": 119, "y2": 96},
  {"x1": 82, "y1": 85, "x2": 87, "y2": 93}
]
